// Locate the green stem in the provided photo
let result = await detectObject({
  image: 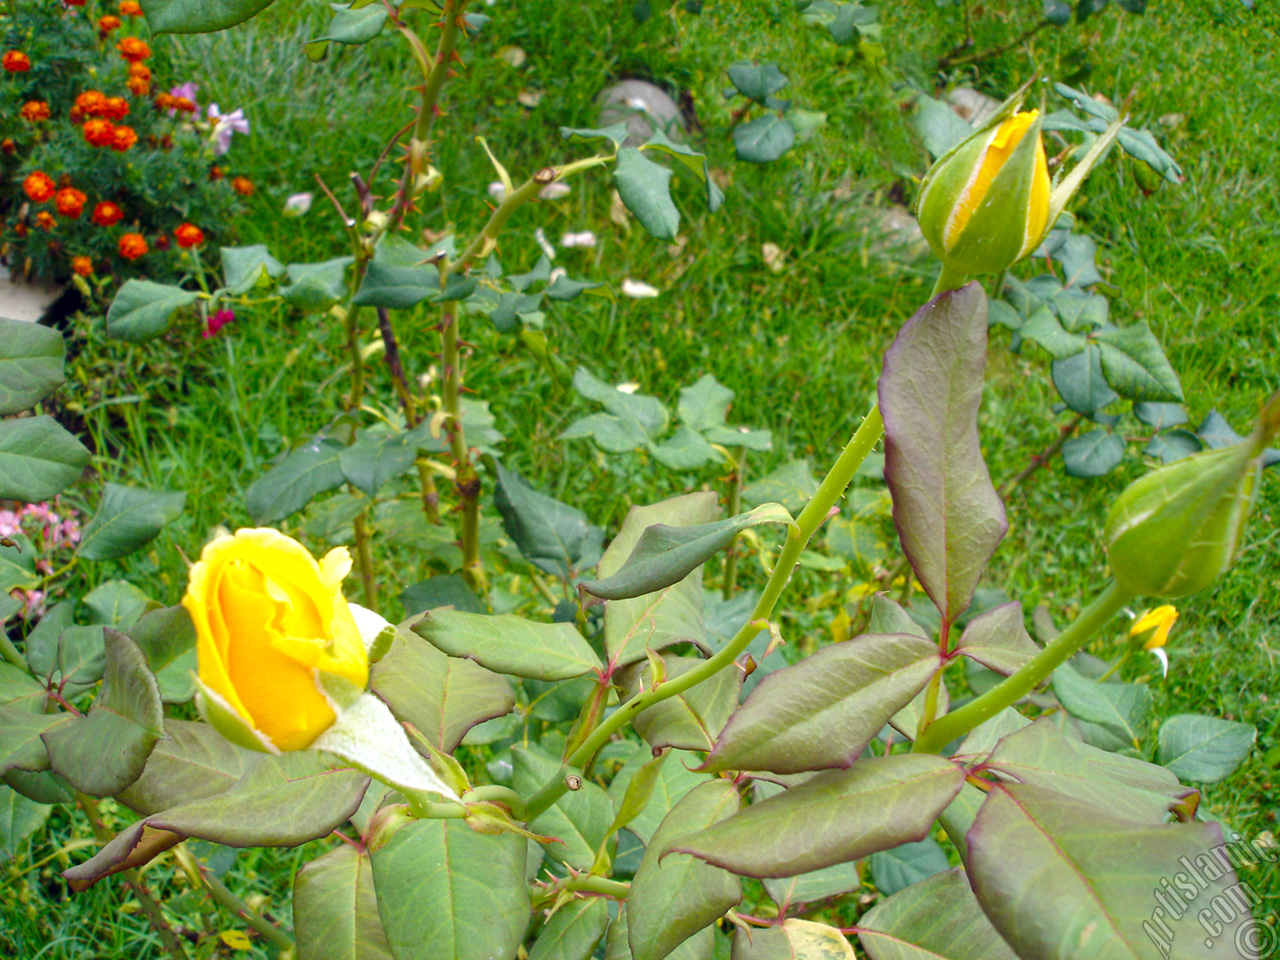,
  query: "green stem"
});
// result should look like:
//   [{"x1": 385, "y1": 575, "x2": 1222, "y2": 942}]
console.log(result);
[
  {"x1": 722, "y1": 446, "x2": 746, "y2": 600},
  {"x1": 452, "y1": 175, "x2": 546, "y2": 275},
  {"x1": 931, "y1": 263, "x2": 970, "y2": 298},
  {"x1": 914, "y1": 580, "x2": 1132, "y2": 753},
  {"x1": 439, "y1": 303, "x2": 485, "y2": 593},
  {"x1": 523, "y1": 405, "x2": 885, "y2": 822},
  {"x1": 342, "y1": 305, "x2": 366, "y2": 412},
  {"x1": 564, "y1": 875, "x2": 630, "y2": 899},
  {"x1": 353, "y1": 509, "x2": 376, "y2": 610},
  {"x1": 461, "y1": 785, "x2": 527, "y2": 818},
  {"x1": 917, "y1": 669, "x2": 944, "y2": 734},
  {"x1": 173, "y1": 844, "x2": 295, "y2": 952}
]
